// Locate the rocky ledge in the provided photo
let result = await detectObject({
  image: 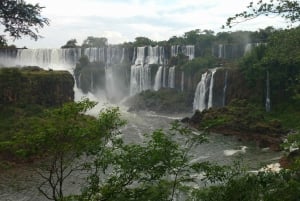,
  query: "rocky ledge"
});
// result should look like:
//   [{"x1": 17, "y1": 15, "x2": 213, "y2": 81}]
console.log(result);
[{"x1": 182, "y1": 99, "x2": 288, "y2": 151}]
